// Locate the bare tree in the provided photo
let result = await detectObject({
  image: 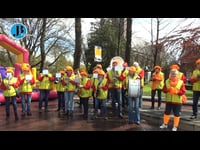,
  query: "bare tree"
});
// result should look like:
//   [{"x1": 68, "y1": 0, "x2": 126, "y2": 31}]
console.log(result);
[
  {"x1": 125, "y1": 18, "x2": 132, "y2": 64},
  {"x1": 73, "y1": 18, "x2": 82, "y2": 70},
  {"x1": 0, "y1": 18, "x2": 74, "y2": 72}
]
